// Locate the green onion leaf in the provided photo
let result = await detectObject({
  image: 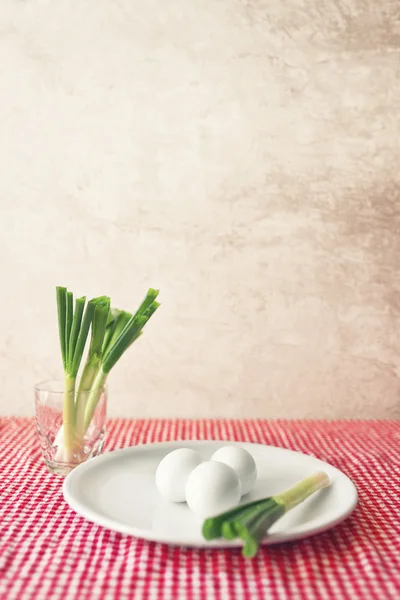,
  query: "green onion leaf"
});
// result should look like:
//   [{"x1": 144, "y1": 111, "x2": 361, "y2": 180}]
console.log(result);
[
  {"x1": 143, "y1": 300, "x2": 161, "y2": 320},
  {"x1": 202, "y1": 504, "x2": 256, "y2": 540},
  {"x1": 102, "y1": 315, "x2": 148, "y2": 374},
  {"x1": 65, "y1": 291, "x2": 73, "y2": 362},
  {"x1": 102, "y1": 311, "x2": 132, "y2": 356},
  {"x1": 56, "y1": 286, "x2": 67, "y2": 369},
  {"x1": 134, "y1": 288, "x2": 159, "y2": 318},
  {"x1": 67, "y1": 297, "x2": 86, "y2": 371},
  {"x1": 88, "y1": 297, "x2": 110, "y2": 357},
  {"x1": 77, "y1": 297, "x2": 110, "y2": 394},
  {"x1": 70, "y1": 298, "x2": 97, "y2": 378}
]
